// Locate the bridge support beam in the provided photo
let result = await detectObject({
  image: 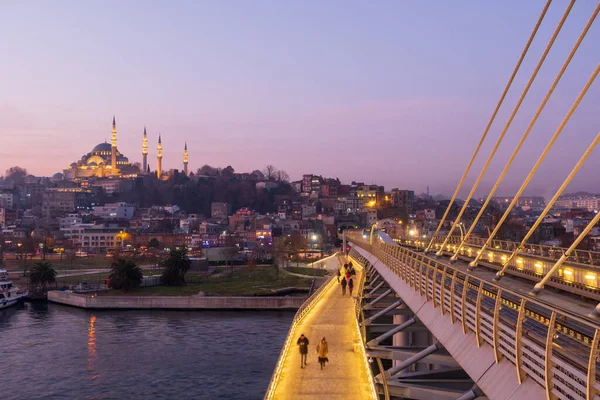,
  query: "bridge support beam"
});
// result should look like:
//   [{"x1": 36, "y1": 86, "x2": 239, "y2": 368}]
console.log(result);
[
  {"x1": 386, "y1": 342, "x2": 444, "y2": 378},
  {"x1": 456, "y1": 384, "x2": 485, "y2": 400},
  {"x1": 365, "y1": 289, "x2": 393, "y2": 309},
  {"x1": 368, "y1": 316, "x2": 418, "y2": 346},
  {"x1": 364, "y1": 300, "x2": 403, "y2": 325}
]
